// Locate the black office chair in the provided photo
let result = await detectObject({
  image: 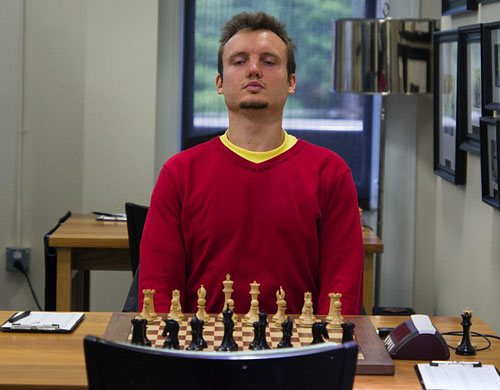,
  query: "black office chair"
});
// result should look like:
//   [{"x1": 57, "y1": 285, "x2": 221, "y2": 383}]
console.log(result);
[
  {"x1": 84, "y1": 335, "x2": 358, "y2": 390},
  {"x1": 122, "y1": 202, "x2": 149, "y2": 312}
]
